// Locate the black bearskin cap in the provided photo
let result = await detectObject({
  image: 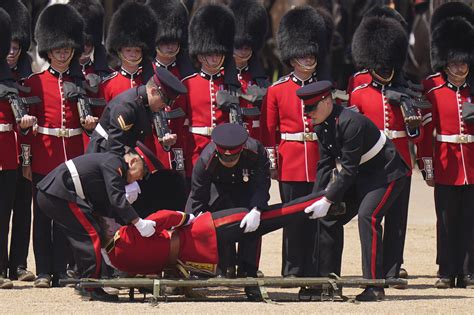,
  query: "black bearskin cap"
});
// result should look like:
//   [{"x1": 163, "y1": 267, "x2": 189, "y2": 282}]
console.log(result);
[
  {"x1": 106, "y1": 1, "x2": 158, "y2": 57},
  {"x1": 430, "y1": 2, "x2": 474, "y2": 71},
  {"x1": 0, "y1": 0, "x2": 30, "y2": 50},
  {"x1": 146, "y1": 0, "x2": 188, "y2": 47},
  {"x1": 188, "y1": 4, "x2": 235, "y2": 60},
  {"x1": 351, "y1": 16, "x2": 408, "y2": 73},
  {"x1": 363, "y1": 5, "x2": 408, "y2": 31},
  {"x1": 0, "y1": 8, "x2": 11, "y2": 60},
  {"x1": 229, "y1": 0, "x2": 268, "y2": 52},
  {"x1": 277, "y1": 5, "x2": 327, "y2": 67},
  {"x1": 35, "y1": 4, "x2": 84, "y2": 60},
  {"x1": 69, "y1": 0, "x2": 104, "y2": 47}
]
